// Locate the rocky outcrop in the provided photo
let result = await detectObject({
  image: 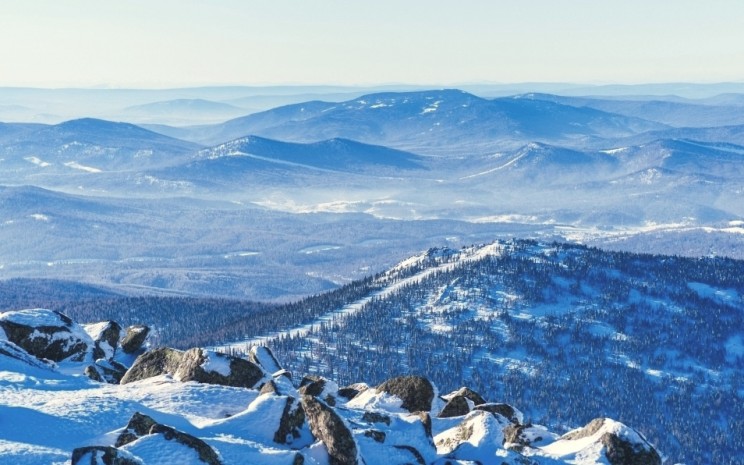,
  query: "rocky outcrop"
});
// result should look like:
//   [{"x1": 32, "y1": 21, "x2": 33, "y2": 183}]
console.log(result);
[
  {"x1": 120, "y1": 325, "x2": 150, "y2": 354},
  {"x1": 601, "y1": 431, "x2": 661, "y2": 465},
  {"x1": 71, "y1": 446, "x2": 140, "y2": 465},
  {"x1": 85, "y1": 359, "x2": 128, "y2": 384},
  {"x1": 444, "y1": 387, "x2": 486, "y2": 406},
  {"x1": 298, "y1": 374, "x2": 338, "y2": 406},
  {"x1": 376, "y1": 375, "x2": 434, "y2": 413},
  {"x1": 85, "y1": 320, "x2": 123, "y2": 360},
  {"x1": 302, "y1": 395, "x2": 359, "y2": 465},
  {"x1": 174, "y1": 348, "x2": 266, "y2": 388},
  {"x1": 120, "y1": 347, "x2": 266, "y2": 388},
  {"x1": 150, "y1": 424, "x2": 222, "y2": 465},
  {"x1": 274, "y1": 396, "x2": 309, "y2": 446},
  {"x1": 549, "y1": 418, "x2": 661, "y2": 465},
  {"x1": 115, "y1": 412, "x2": 159, "y2": 447},
  {"x1": 338, "y1": 382, "x2": 368, "y2": 401},
  {"x1": 503, "y1": 423, "x2": 557, "y2": 447},
  {"x1": 0, "y1": 338, "x2": 56, "y2": 371},
  {"x1": 108, "y1": 412, "x2": 222, "y2": 464},
  {"x1": 438, "y1": 395, "x2": 470, "y2": 418},
  {"x1": 0, "y1": 309, "x2": 92, "y2": 362},
  {"x1": 249, "y1": 345, "x2": 284, "y2": 375},
  {"x1": 473, "y1": 402, "x2": 522, "y2": 424},
  {"x1": 119, "y1": 347, "x2": 184, "y2": 384}
]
